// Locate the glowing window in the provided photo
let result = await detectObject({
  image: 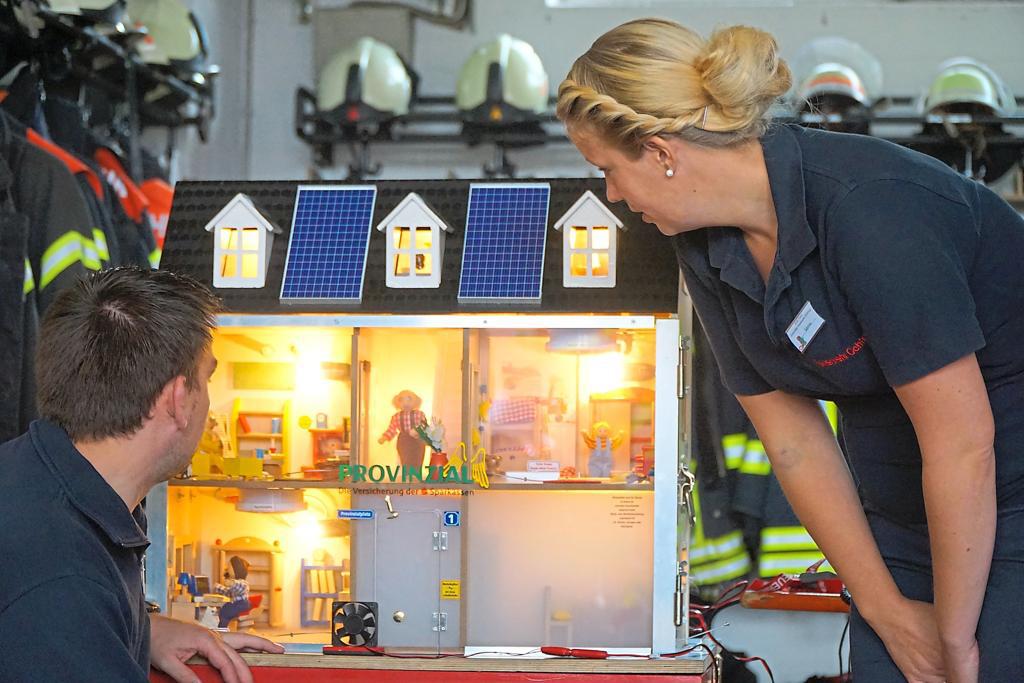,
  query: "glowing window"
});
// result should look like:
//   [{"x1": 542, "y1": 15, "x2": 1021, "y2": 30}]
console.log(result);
[
  {"x1": 218, "y1": 226, "x2": 261, "y2": 280},
  {"x1": 392, "y1": 226, "x2": 433, "y2": 277},
  {"x1": 568, "y1": 225, "x2": 611, "y2": 278}
]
